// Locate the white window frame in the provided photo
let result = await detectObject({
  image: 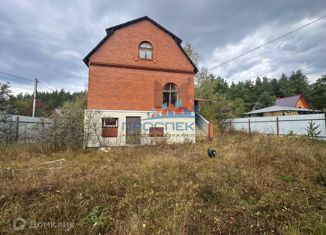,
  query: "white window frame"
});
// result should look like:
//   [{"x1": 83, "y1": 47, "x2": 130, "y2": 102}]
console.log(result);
[{"x1": 139, "y1": 42, "x2": 153, "y2": 60}]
